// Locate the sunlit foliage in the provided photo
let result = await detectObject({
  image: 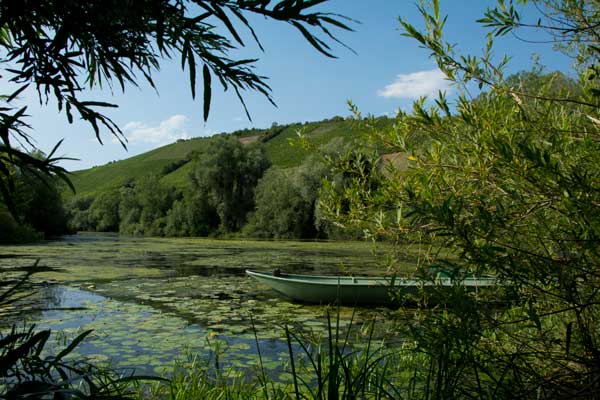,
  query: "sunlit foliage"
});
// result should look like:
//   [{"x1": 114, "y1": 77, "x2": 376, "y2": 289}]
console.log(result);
[{"x1": 321, "y1": 0, "x2": 600, "y2": 397}]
